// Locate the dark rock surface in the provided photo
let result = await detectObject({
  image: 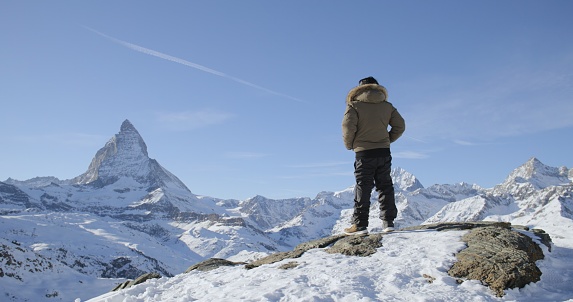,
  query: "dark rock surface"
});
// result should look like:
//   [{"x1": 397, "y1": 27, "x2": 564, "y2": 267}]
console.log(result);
[
  {"x1": 185, "y1": 258, "x2": 245, "y2": 273},
  {"x1": 111, "y1": 272, "x2": 161, "y2": 291},
  {"x1": 245, "y1": 235, "x2": 344, "y2": 269},
  {"x1": 401, "y1": 221, "x2": 512, "y2": 231},
  {"x1": 448, "y1": 225, "x2": 545, "y2": 297},
  {"x1": 325, "y1": 233, "x2": 384, "y2": 256}
]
